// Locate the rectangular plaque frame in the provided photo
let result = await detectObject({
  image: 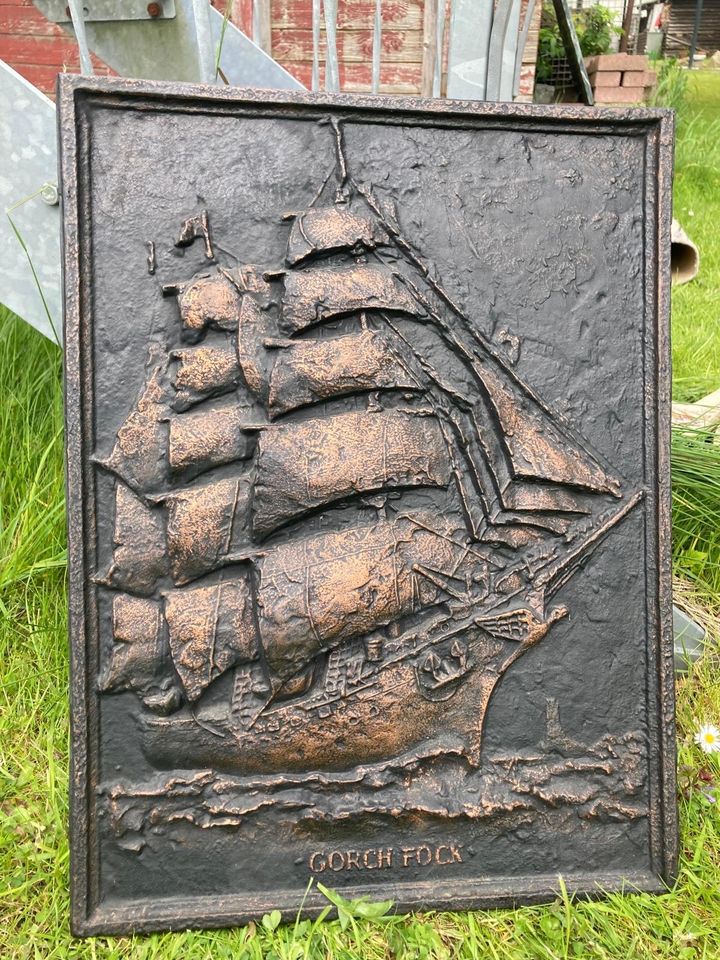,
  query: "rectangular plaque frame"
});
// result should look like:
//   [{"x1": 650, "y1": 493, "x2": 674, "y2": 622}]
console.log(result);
[{"x1": 60, "y1": 75, "x2": 677, "y2": 936}]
